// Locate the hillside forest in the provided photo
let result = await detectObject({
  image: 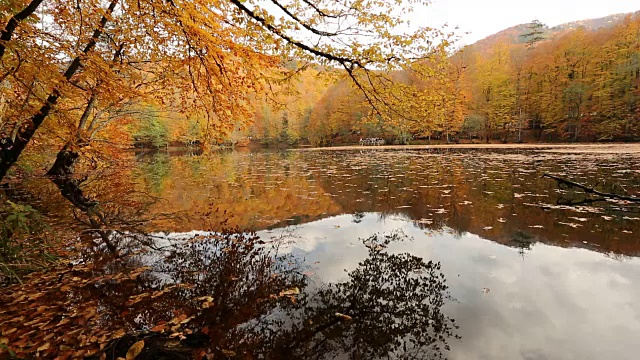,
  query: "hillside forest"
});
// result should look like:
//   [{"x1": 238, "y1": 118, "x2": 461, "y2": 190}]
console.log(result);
[{"x1": 248, "y1": 14, "x2": 640, "y2": 146}]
